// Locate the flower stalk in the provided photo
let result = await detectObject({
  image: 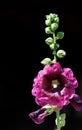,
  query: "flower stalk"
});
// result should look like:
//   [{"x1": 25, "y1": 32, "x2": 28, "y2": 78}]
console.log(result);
[
  {"x1": 29, "y1": 13, "x2": 82, "y2": 130},
  {"x1": 56, "y1": 106, "x2": 60, "y2": 130},
  {"x1": 53, "y1": 33, "x2": 57, "y2": 62}
]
